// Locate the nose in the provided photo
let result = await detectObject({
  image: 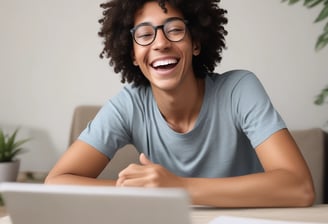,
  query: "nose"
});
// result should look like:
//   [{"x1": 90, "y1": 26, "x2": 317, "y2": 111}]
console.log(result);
[{"x1": 152, "y1": 28, "x2": 171, "y2": 50}]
